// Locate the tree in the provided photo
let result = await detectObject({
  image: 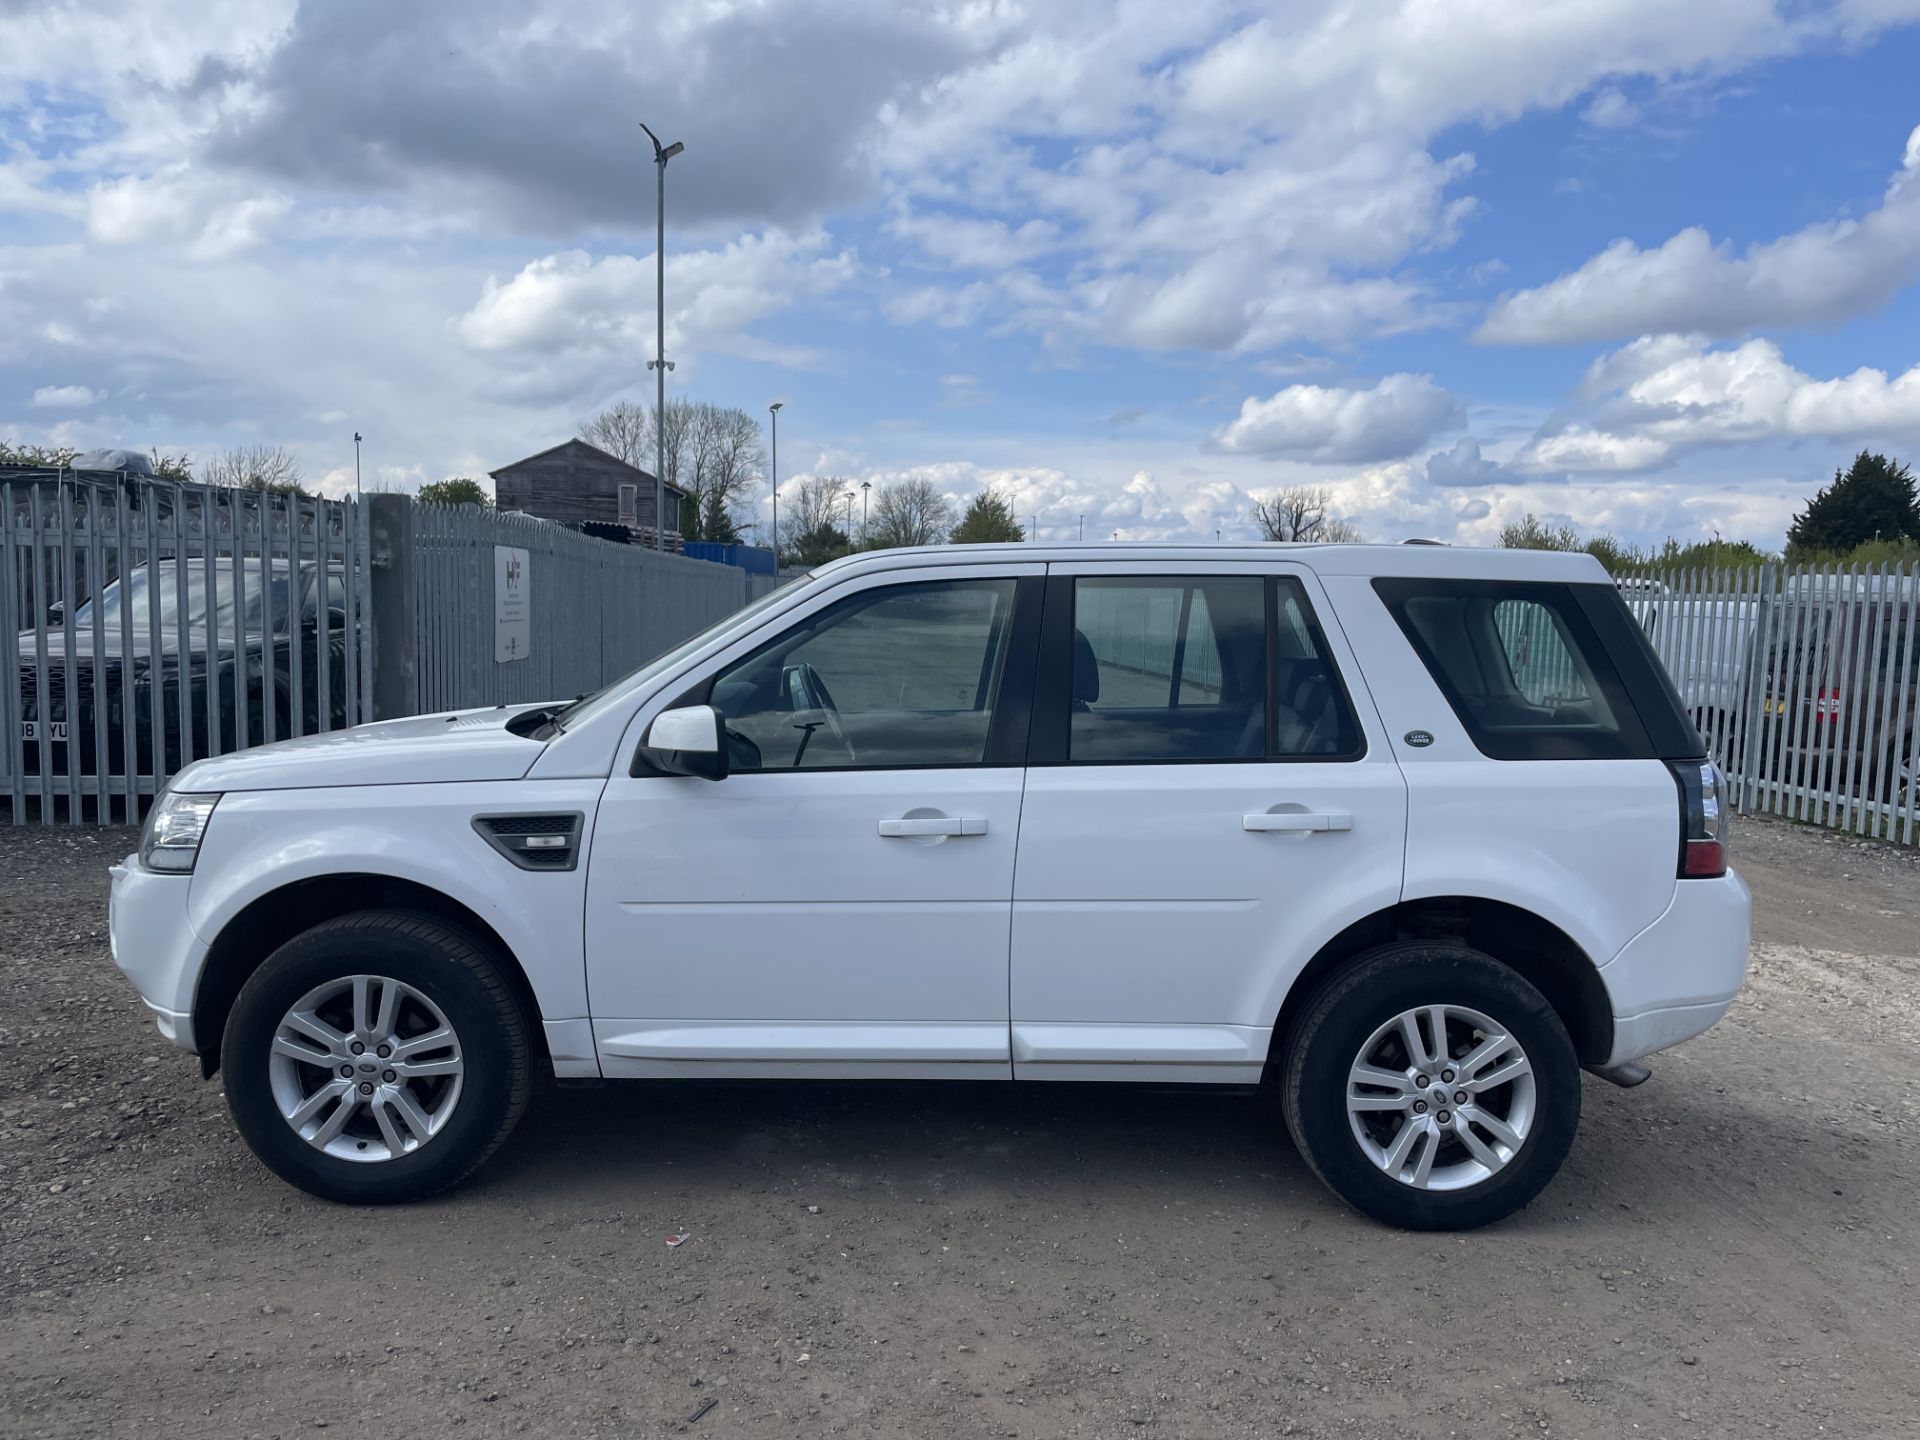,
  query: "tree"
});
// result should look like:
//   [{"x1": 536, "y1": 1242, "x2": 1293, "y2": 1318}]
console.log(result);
[
  {"x1": 577, "y1": 400, "x2": 654, "y2": 468},
  {"x1": 1250, "y1": 485, "x2": 1364, "y2": 543},
  {"x1": 0, "y1": 441, "x2": 78, "y2": 467},
  {"x1": 697, "y1": 486, "x2": 742, "y2": 544},
  {"x1": 683, "y1": 404, "x2": 765, "y2": 542},
  {"x1": 1498, "y1": 512, "x2": 1583, "y2": 551},
  {"x1": 149, "y1": 450, "x2": 193, "y2": 482},
  {"x1": 1786, "y1": 451, "x2": 1920, "y2": 554},
  {"x1": 417, "y1": 477, "x2": 493, "y2": 507},
  {"x1": 202, "y1": 444, "x2": 306, "y2": 496},
  {"x1": 580, "y1": 399, "x2": 764, "y2": 542},
  {"x1": 949, "y1": 488, "x2": 1025, "y2": 545},
  {"x1": 779, "y1": 474, "x2": 852, "y2": 566},
  {"x1": 866, "y1": 477, "x2": 954, "y2": 549}
]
